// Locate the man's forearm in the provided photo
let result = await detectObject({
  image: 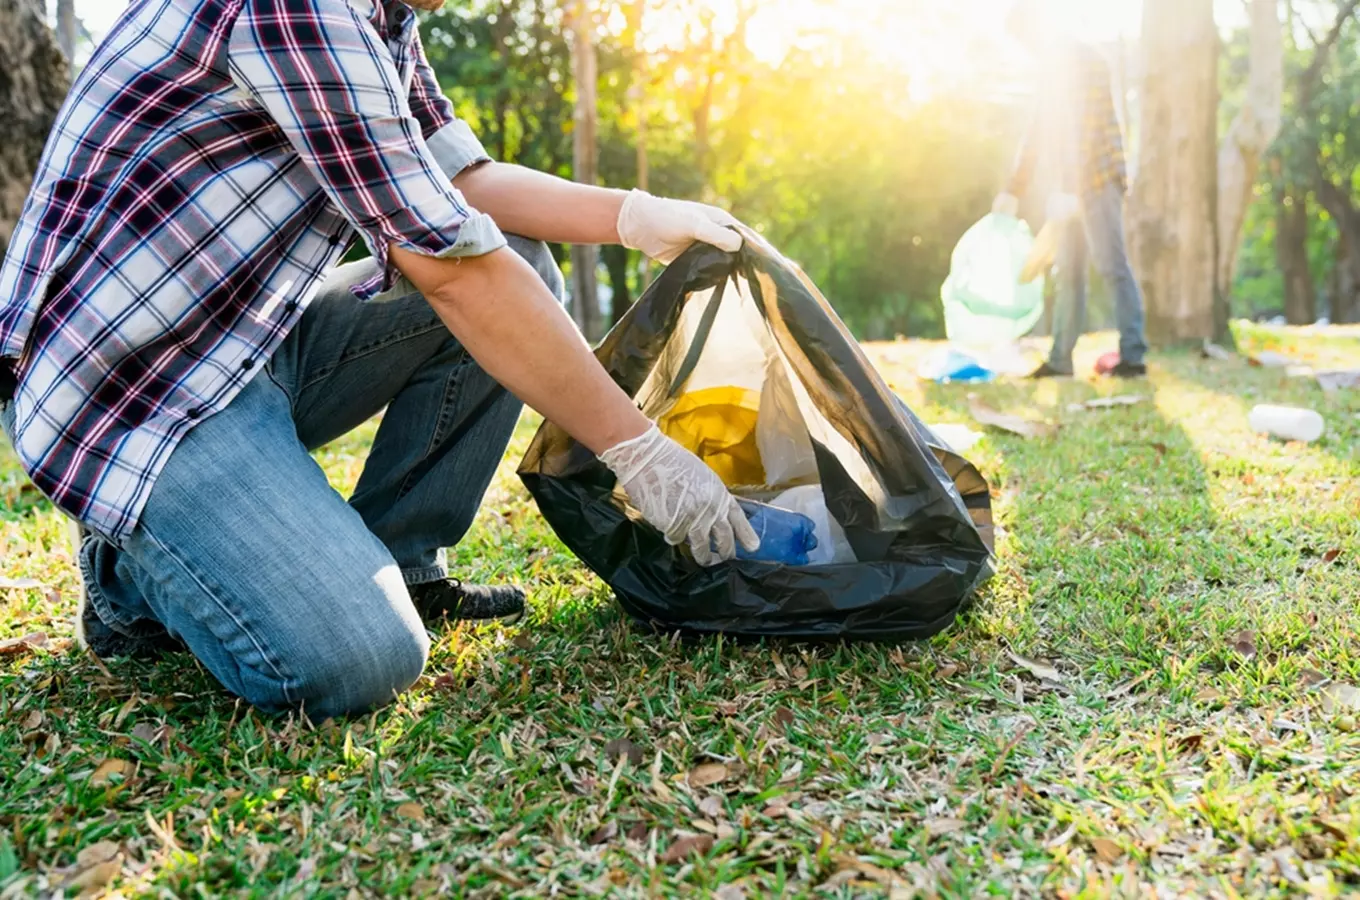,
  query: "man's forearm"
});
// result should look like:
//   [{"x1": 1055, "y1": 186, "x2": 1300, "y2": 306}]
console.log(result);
[
  {"x1": 389, "y1": 244, "x2": 649, "y2": 455},
  {"x1": 453, "y1": 162, "x2": 627, "y2": 246}
]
